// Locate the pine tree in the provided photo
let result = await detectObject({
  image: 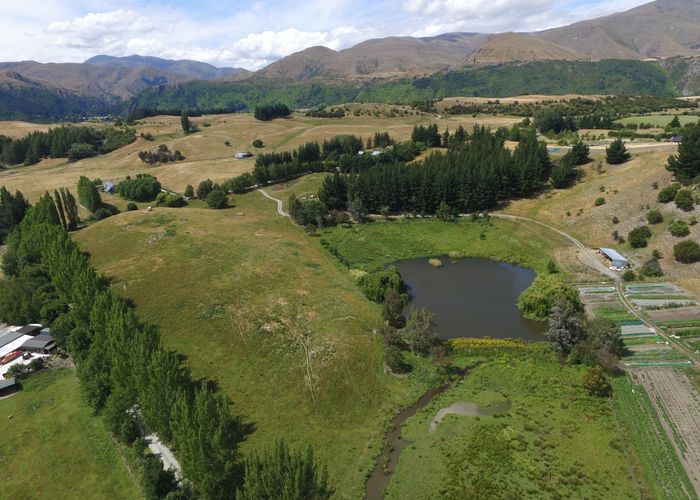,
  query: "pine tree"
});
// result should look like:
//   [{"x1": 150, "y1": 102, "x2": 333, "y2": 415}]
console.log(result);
[
  {"x1": 54, "y1": 190, "x2": 68, "y2": 229},
  {"x1": 667, "y1": 124, "x2": 700, "y2": 184},
  {"x1": 77, "y1": 176, "x2": 102, "y2": 213},
  {"x1": 239, "y1": 440, "x2": 332, "y2": 500},
  {"x1": 570, "y1": 139, "x2": 590, "y2": 165},
  {"x1": 180, "y1": 112, "x2": 191, "y2": 135},
  {"x1": 605, "y1": 138, "x2": 630, "y2": 165}
]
